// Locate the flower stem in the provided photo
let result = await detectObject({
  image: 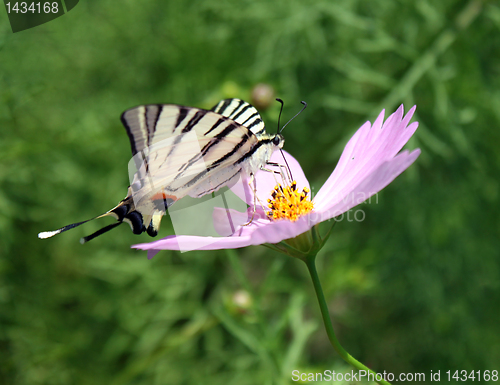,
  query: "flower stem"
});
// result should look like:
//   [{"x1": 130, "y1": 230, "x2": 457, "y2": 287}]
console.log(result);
[{"x1": 304, "y1": 254, "x2": 391, "y2": 385}]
